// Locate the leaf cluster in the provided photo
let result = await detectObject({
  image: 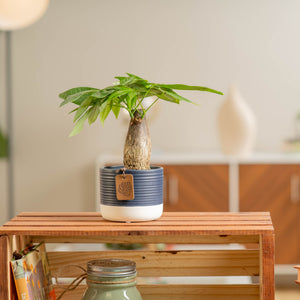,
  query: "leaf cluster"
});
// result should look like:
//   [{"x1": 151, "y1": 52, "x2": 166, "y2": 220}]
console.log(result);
[
  {"x1": 0, "y1": 127, "x2": 8, "y2": 158},
  {"x1": 59, "y1": 73, "x2": 223, "y2": 136}
]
